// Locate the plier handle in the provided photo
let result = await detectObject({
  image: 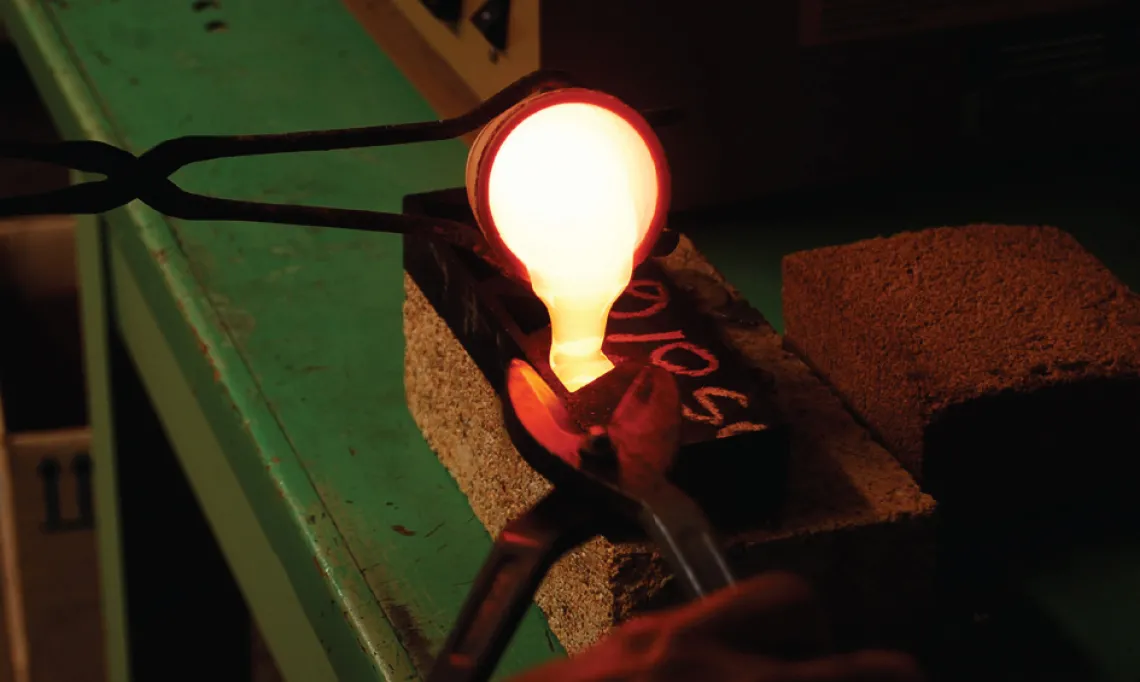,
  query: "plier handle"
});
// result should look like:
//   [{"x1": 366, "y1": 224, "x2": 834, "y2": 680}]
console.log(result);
[{"x1": 428, "y1": 360, "x2": 735, "y2": 682}]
